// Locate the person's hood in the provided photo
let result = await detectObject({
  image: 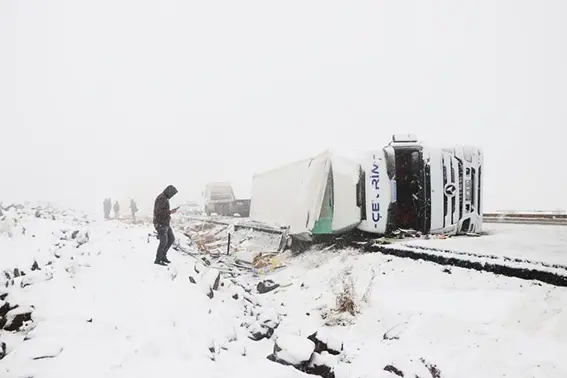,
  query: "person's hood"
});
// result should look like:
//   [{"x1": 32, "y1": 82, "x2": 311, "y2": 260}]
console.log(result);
[{"x1": 163, "y1": 185, "x2": 178, "y2": 199}]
